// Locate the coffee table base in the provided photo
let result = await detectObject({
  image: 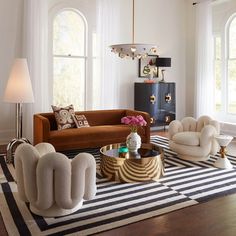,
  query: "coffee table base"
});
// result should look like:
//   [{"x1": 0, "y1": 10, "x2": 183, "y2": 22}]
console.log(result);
[{"x1": 100, "y1": 143, "x2": 164, "y2": 183}]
